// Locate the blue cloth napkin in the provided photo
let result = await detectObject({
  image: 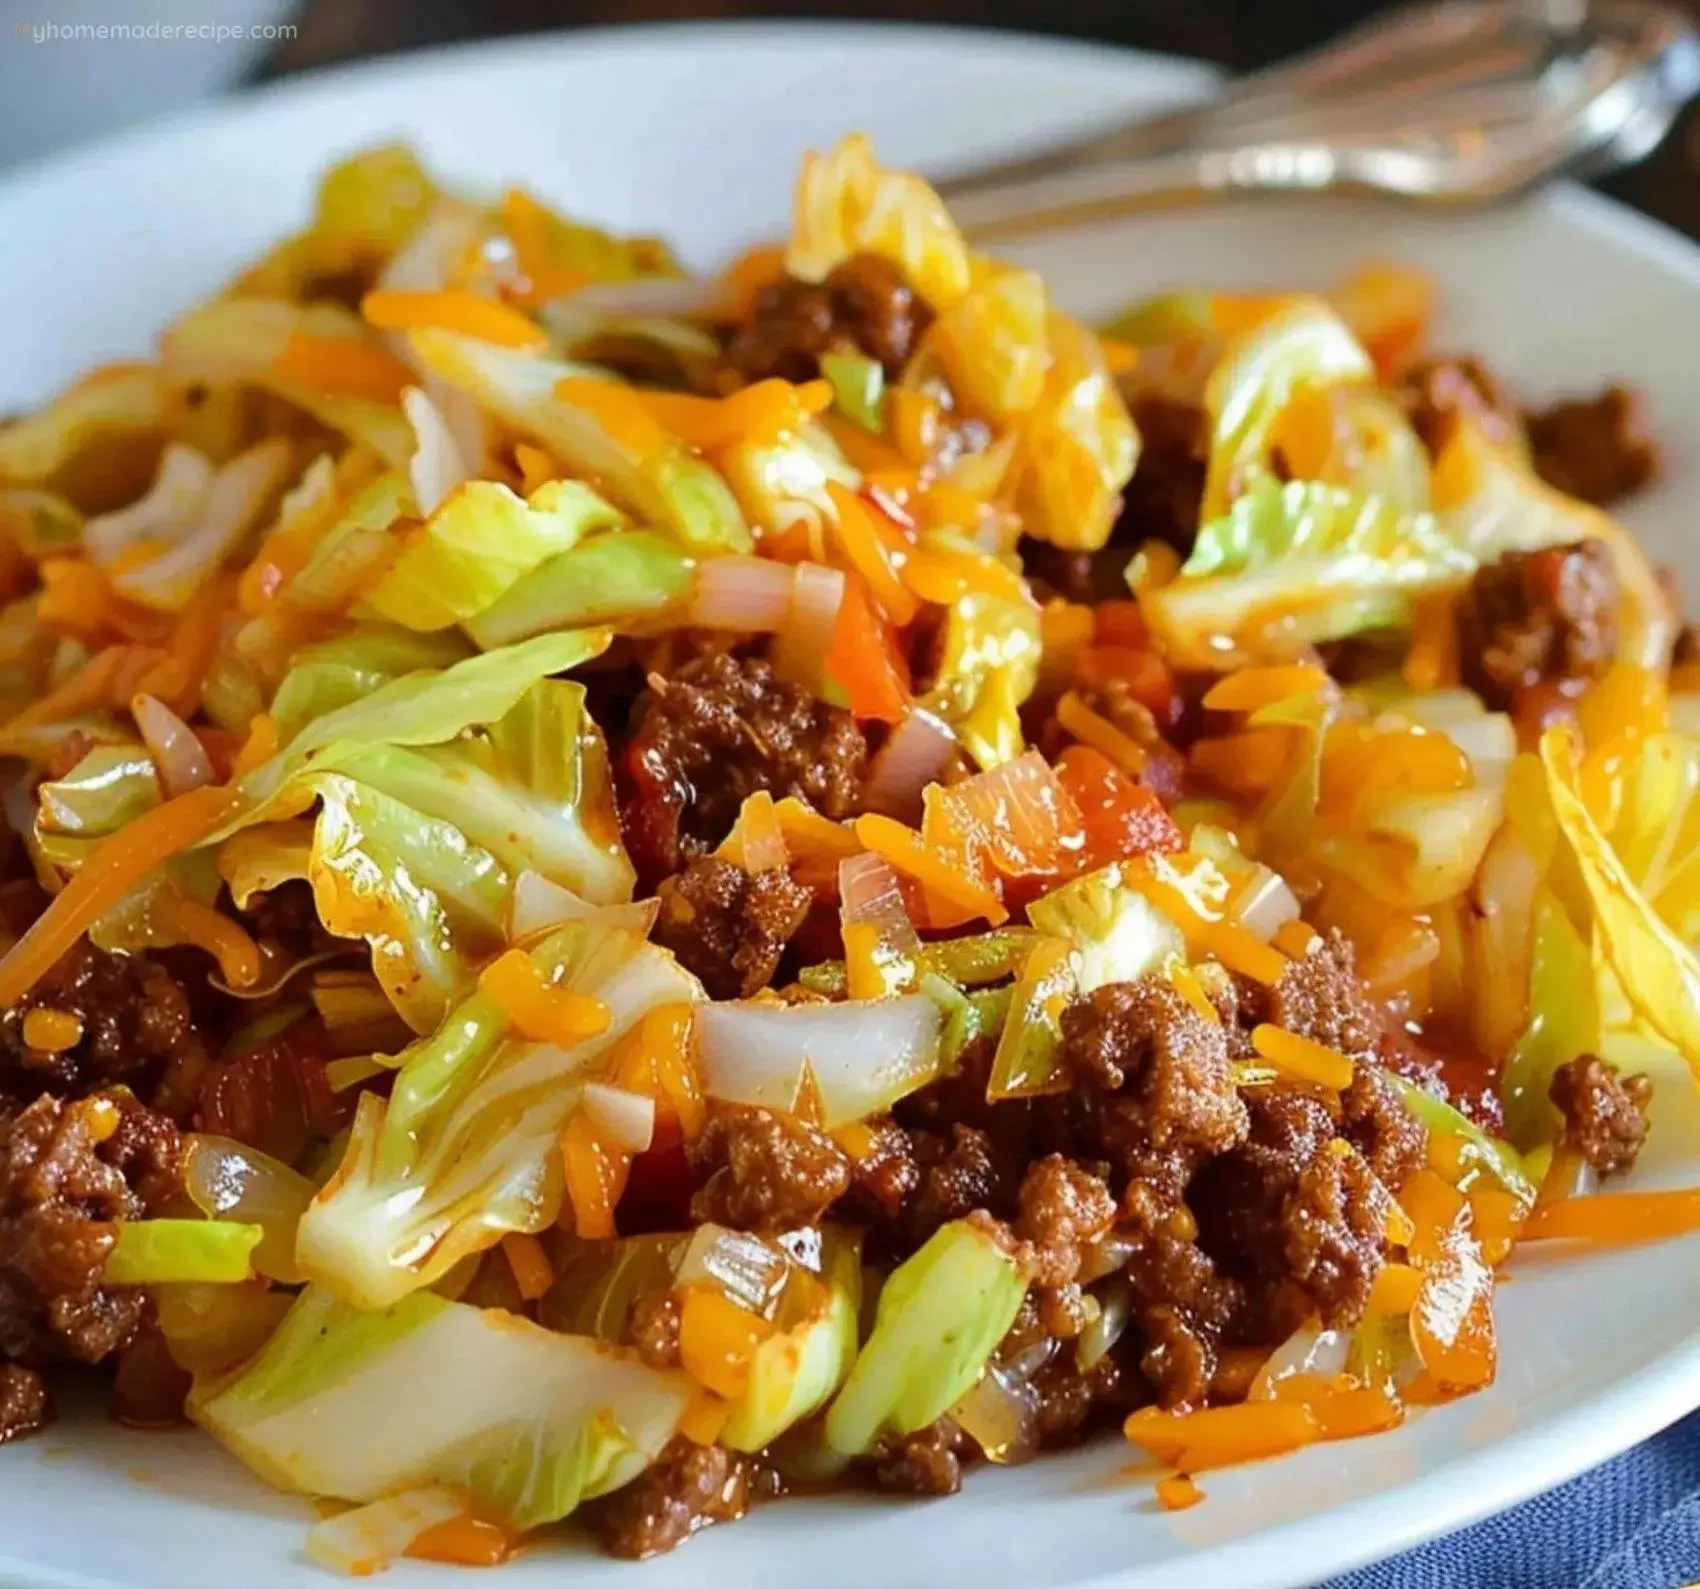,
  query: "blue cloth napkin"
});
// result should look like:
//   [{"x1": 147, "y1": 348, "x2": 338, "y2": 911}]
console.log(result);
[{"x1": 1323, "y1": 1412, "x2": 1700, "y2": 1589}]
